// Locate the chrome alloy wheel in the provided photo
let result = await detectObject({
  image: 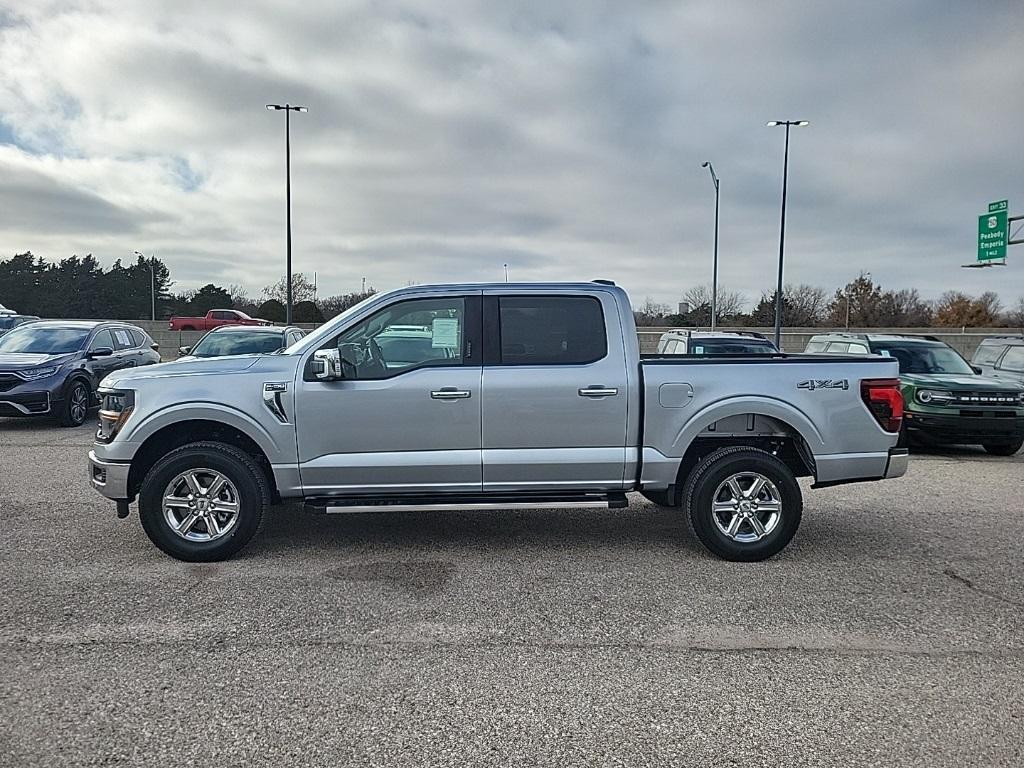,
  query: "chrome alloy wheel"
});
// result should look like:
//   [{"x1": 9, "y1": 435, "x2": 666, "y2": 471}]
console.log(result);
[
  {"x1": 70, "y1": 385, "x2": 88, "y2": 424},
  {"x1": 162, "y1": 469, "x2": 241, "y2": 542},
  {"x1": 711, "y1": 471, "x2": 782, "y2": 543}
]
